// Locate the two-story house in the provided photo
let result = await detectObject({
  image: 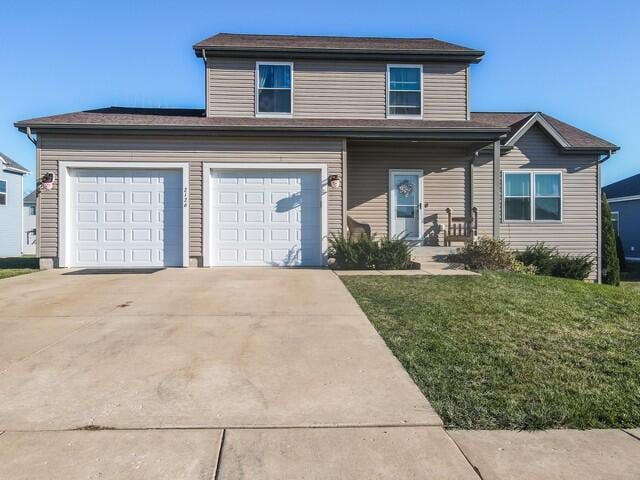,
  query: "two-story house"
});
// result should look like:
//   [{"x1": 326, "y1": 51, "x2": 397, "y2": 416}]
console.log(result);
[
  {"x1": 15, "y1": 33, "x2": 618, "y2": 280},
  {"x1": 0, "y1": 153, "x2": 29, "y2": 257}
]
